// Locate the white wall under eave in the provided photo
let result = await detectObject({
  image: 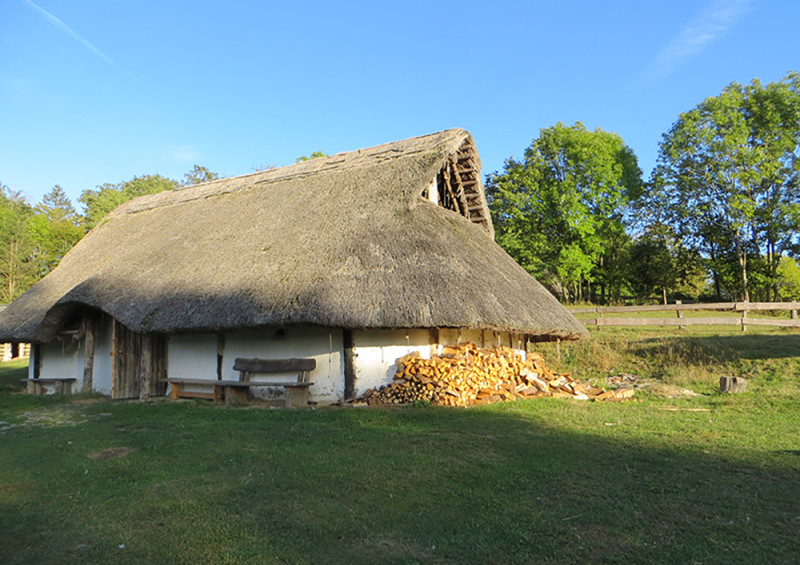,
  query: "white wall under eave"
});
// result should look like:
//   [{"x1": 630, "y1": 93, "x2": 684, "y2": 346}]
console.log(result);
[
  {"x1": 350, "y1": 328, "x2": 530, "y2": 396},
  {"x1": 221, "y1": 327, "x2": 344, "y2": 404},
  {"x1": 93, "y1": 316, "x2": 113, "y2": 395},
  {"x1": 165, "y1": 327, "x2": 345, "y2": 405},
  {"x1": 38, "y1": 336, "x2": 84, "y2": 394},
  {"x1": 168, "y1": 334, "x2": 218, "y2": 379},
  {"x1": 351, "y1": 329, "x2": 432, "y2": 396}
]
